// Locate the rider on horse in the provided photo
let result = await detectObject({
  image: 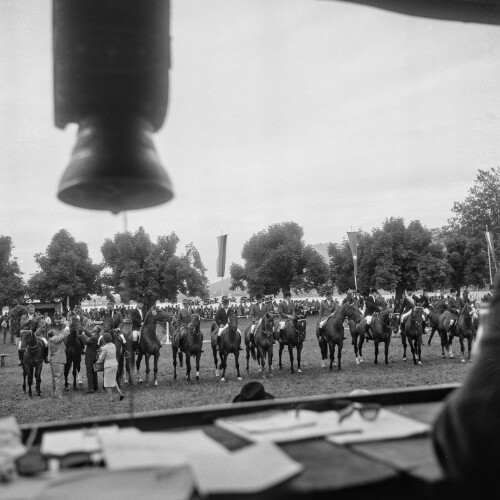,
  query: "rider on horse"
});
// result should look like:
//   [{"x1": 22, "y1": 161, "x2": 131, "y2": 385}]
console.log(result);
[
  {"x1": 99, "y1": 299, "x2": 125, "y2": 346},
  {"x1": 364, "y1": 288, "x2": 381, "y2": 340},
  {"x1": 447, "y1": 288, "x2": 460, "y2": 335},
  {"x1": 317, "y1": 290, "x2": 337, "y2": 343},
  {"x1": 21, "y1": 303, "x2": 48, "y2": 364},
  {"x1": 248, "y1": 293, "x2": 269, "y2": 348},
  {"x1": 177, "y1": 298, "x2": 192, "y2": 352},
  {"x1": 130, "y1": 298, "x2": 146, "y2": 353},
  {"x1": 398, "y1": 288, "x2": 417, "y2": 335},
  {"x1": 277, "y1": 291, "x2": 295, "y2": 342},
  {"x1": 420, "y1": 288, "x2": 431, "y2": 332},
  {"x1": 215, "y1": 296, "x2": 237, "y2": 351}
]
